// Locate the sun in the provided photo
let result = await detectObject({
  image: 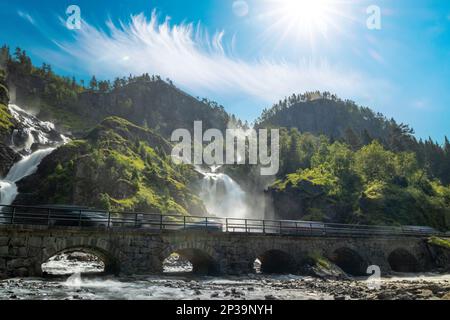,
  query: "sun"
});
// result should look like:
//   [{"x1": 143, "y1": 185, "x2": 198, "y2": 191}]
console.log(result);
[
  {"x1": 262, "y1": 0, "x2": 341, "y2": 47},
  {"x1": 278, "y1": 0, "x2": 333, "y2": 36}
]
